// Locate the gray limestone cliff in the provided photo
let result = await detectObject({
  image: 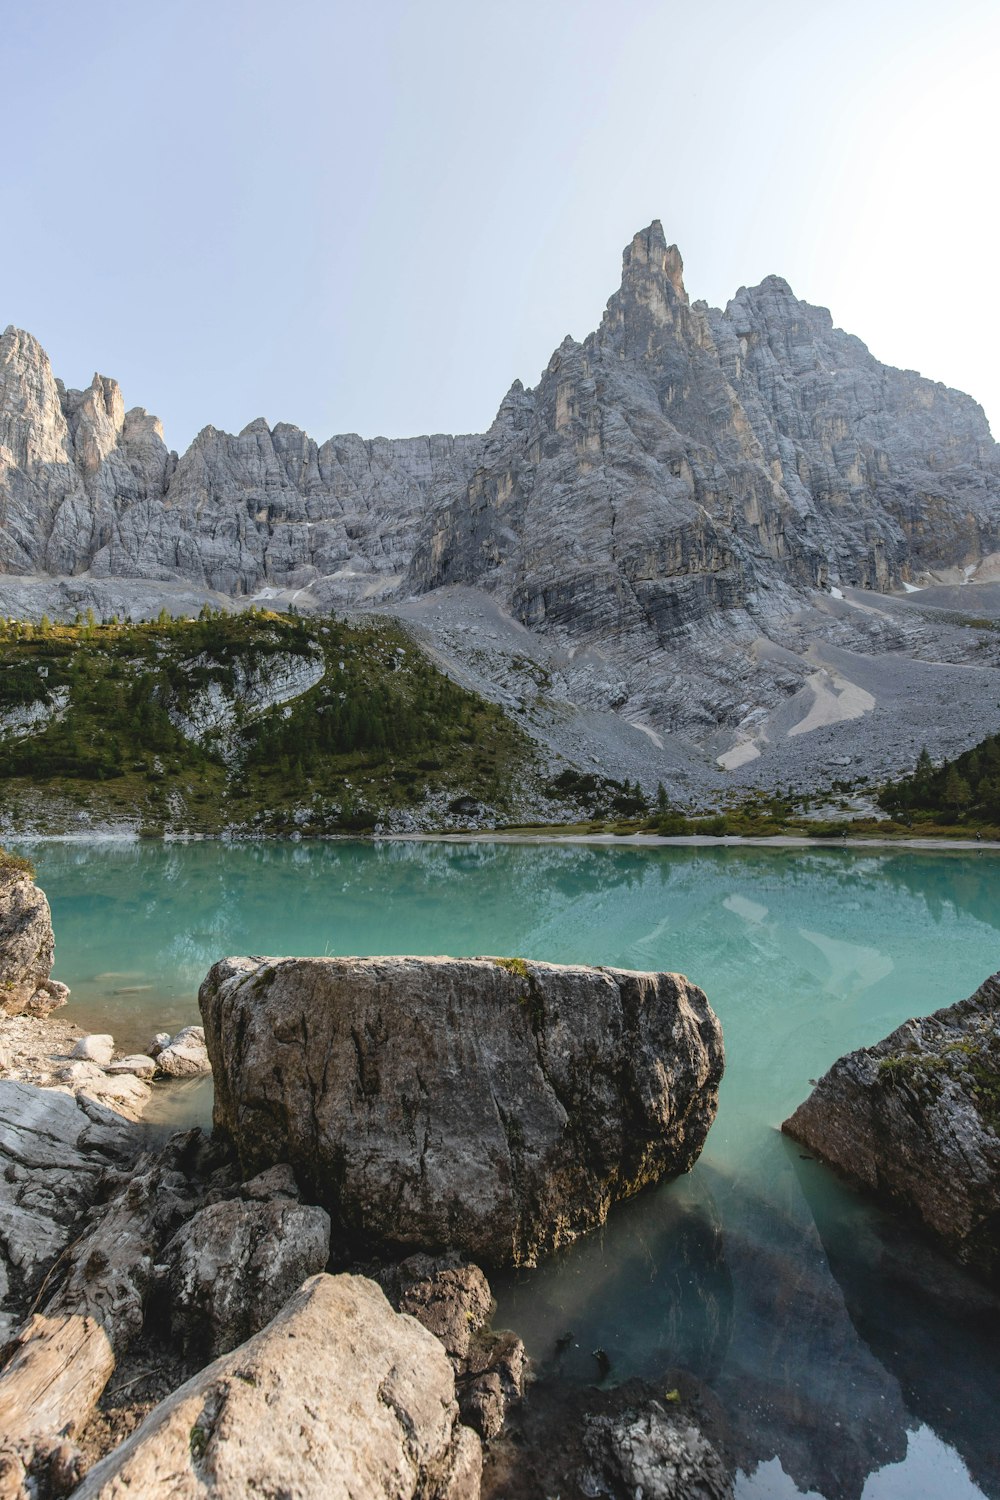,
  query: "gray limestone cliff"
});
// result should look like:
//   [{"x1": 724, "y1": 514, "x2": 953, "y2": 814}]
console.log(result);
[
  {"x1": 3, "y1": 227, "x2": 998, "y2": 762},
  {"x1": 3, "y1": 226, "x2": 994, "y2": 616}
]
